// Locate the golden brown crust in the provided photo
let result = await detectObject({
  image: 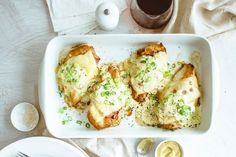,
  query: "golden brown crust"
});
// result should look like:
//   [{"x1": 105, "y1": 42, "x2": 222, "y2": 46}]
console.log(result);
[
  {"x1": 108, "y1": 65, "x2": 120, "y2": 79},
  {"x1": 129, "y1": 81, "x2": 147, "y2": 102},
  {"x1": 87, "y1": 110, "x2": 120, "y2": 130},
  {"x1": 87, "y1": 64, "x2": 123, "y2": 130},
  {"x1": 64, "y1": 89, "x2": 79, "y2": 107},
  {"x1": 137, "y1": 43, "x2": 166, "y2": 56},
  {"x1": 57, "y1": 78, "x2": 81, "y2": 108},
  {"x1": 173, "y1": 64, "x2": 195, "y2": 81},
  {"x1": 157, "y1": 116, "x2": 181, "y2": 130},
  {"x1": 64, "y1": 44, "x2": 100, "y2": 64},
  {"x1": 87, "y1": 110, "x2": 104, "y2": 130},
  {"x1": 157, "y1": 63, "x2": 199, "y2": 130},
  {"x1": 158, "y1": 123, "x2": 181, "y2": 131},
  {"x1": 181, "y1": 64, "x2": 194, "y2": 78},
  {"x1": 104, "y1": 111, "x2": 119, "y2": 127},
  {"x1": 57, "y1": 43, "x2": 100, "y2": 108},
  {"x1": 126, "y1": 108, "x2": 133, "y2": 116},
  {"x1": 129, "y1": 43, "x2": 166, "y2": 102},
  {"x1": 133, "y1": 91, "x2": 147, "y2": 102}
]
